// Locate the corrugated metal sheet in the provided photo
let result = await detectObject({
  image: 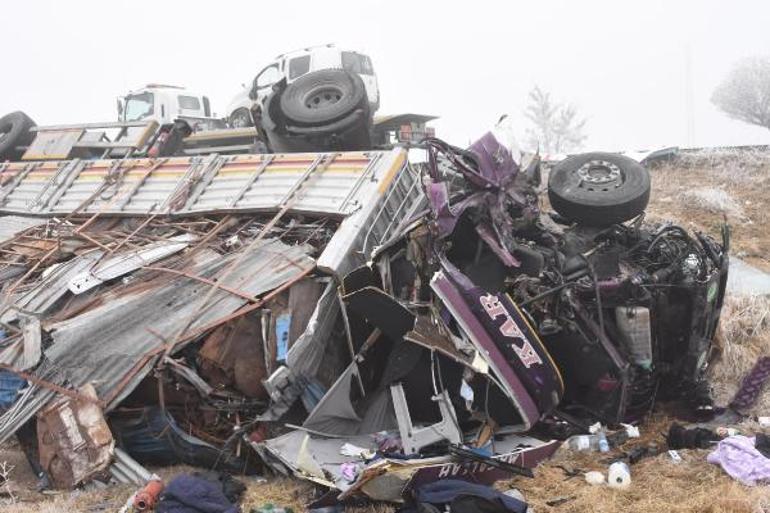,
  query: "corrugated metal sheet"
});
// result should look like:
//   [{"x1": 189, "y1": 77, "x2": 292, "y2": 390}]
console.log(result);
[
  {"x1": 0, "y1": 150, "x2": 405, "y2": 218},
  {"x1": 0, "y1": 250, "x2": 104, "y2": 324},
  {"x1": 0, "y1": 238, "x2": 315, "y2": 443},
  {"x1": 0, "y1": 215, "x2": 48, "y2": 242}
]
